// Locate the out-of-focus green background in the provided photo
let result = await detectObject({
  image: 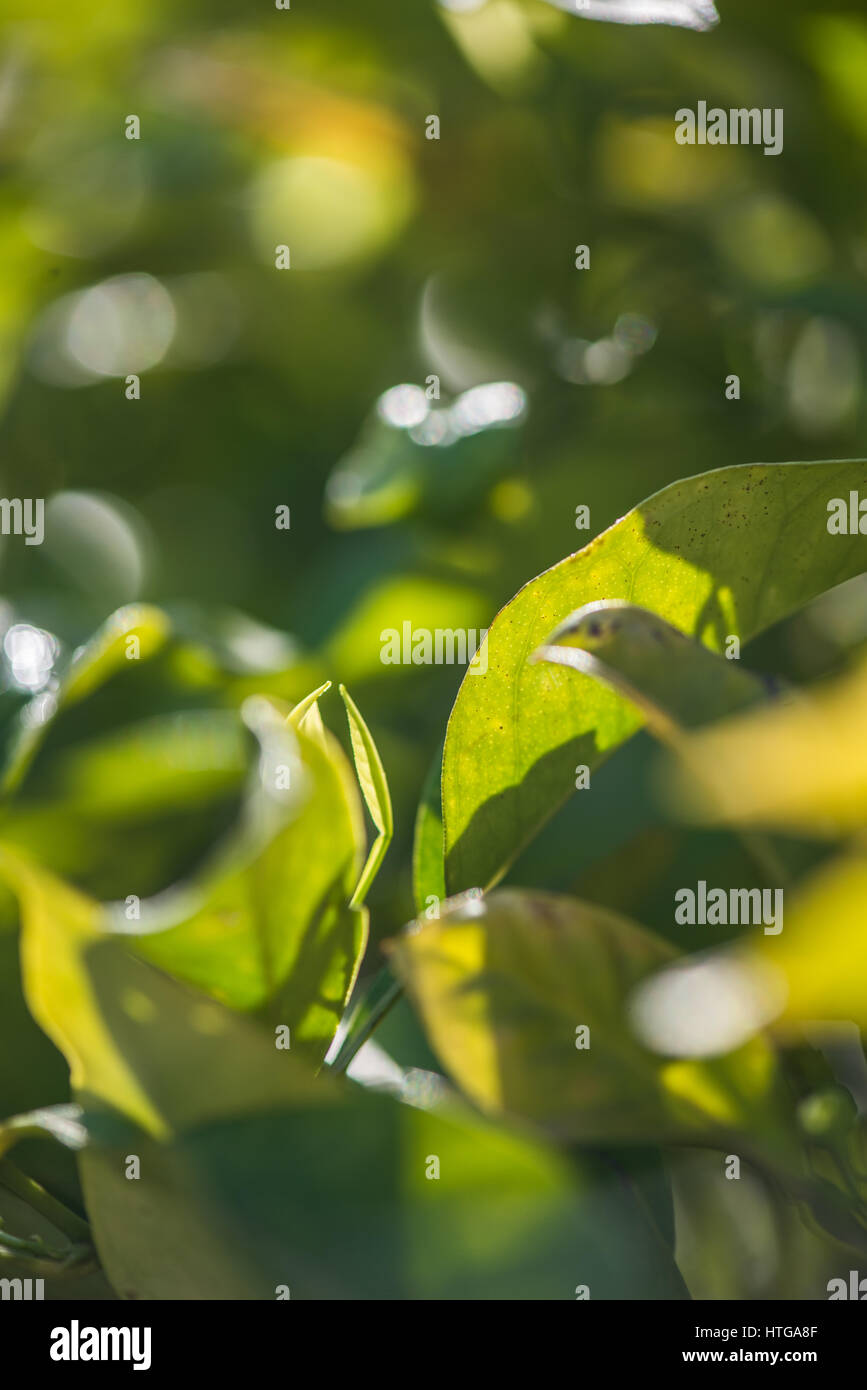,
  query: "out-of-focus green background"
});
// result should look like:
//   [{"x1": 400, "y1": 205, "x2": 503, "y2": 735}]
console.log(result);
[{"x1": 1, "y1": 0, "x2": 866, "y2": 933}]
